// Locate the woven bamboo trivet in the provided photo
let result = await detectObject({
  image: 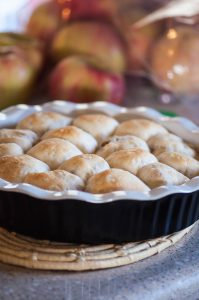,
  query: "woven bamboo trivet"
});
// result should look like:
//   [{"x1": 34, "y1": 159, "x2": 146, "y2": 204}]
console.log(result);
[{"x1": 0, "y1": 226, "x2": 193, "y2": 271}]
